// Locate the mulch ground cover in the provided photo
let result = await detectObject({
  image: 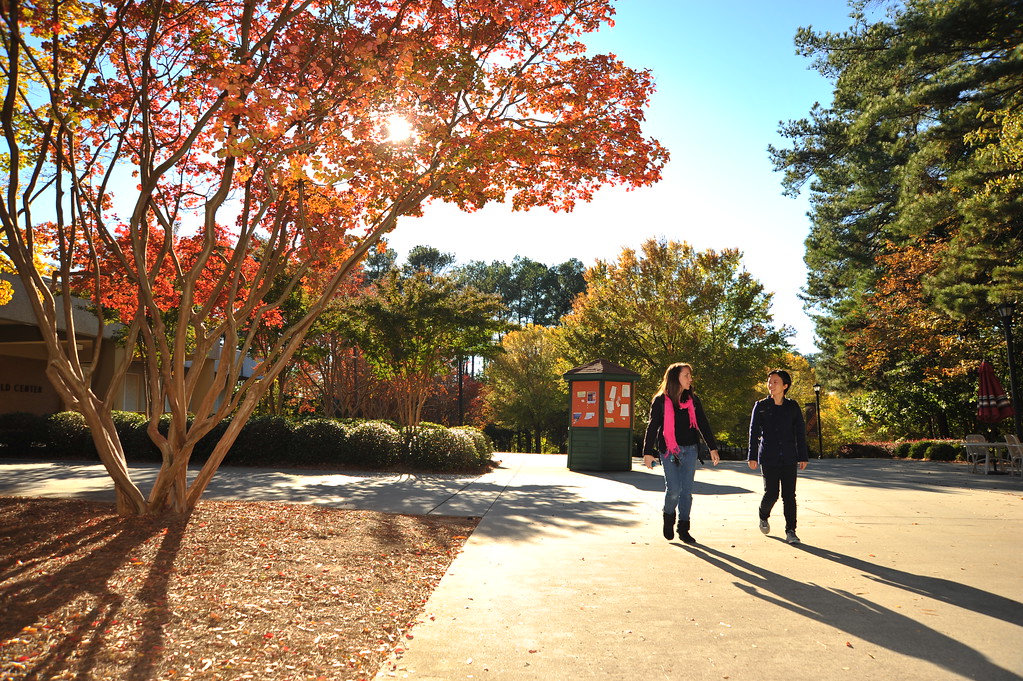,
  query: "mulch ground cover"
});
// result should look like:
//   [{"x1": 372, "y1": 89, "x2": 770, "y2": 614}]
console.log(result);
[{"x1": 0, "y1": 497, "x2": 477, "y2": 681}]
